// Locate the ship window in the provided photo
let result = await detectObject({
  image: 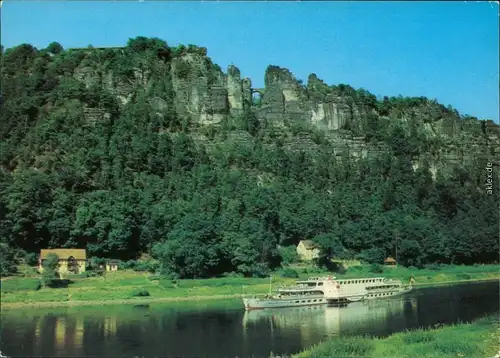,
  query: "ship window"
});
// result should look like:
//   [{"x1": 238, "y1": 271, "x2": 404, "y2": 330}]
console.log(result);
[
  {"x1": 313, "y1": 299, "x2": 317, "y2": 302},
  {"x1": 318, "y1": 282, "x2": 323, "y2": 286}
]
